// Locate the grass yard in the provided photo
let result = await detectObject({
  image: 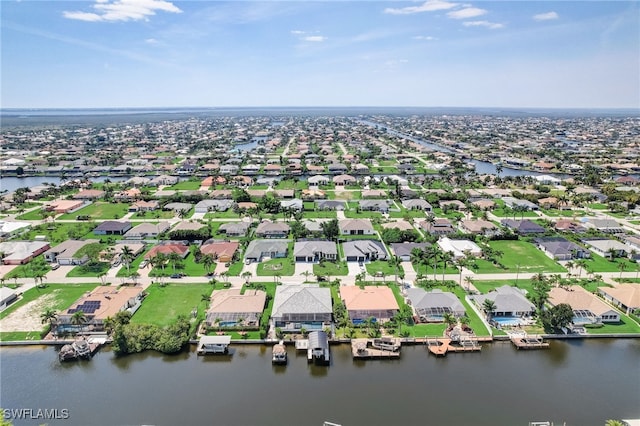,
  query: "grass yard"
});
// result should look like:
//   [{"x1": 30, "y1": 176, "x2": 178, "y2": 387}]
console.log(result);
[
  {"x1": 343, "y1": 210, "x2": 382, "y2": 219},
  {"x1": 313, "y1": 261, "x2": 349, "y2": 276},
  {"x1": 0, "y1": 283, "x2": 97, "y2": 321},
  {"x1": 131, "y1": 210, "x2": 177, "y2": 219},
  {"x1": 303, "y1": 210, "x2": 338, "y2": 218},
  {"x1": 489, "y1": 240, "x2": 566, "y2": 273},
  {"x1": 586, "y1": 314, "x2": 640, "y2": 334},
  {"x1": 491, "y1": 208, "x2": 539, "y2": 218},
  {"x1": 365, "y1": 260, "x2": 405, "y2": 277},
  {"x1": 131, "y1": 283, "x2": 211, "y2": 327},
  {"x1": 388, "y1": 209, "x2": 427, "y2": 219},
  {"x1": 58, "y1": 202, "x2": 129, "y2": 220},
  {"x1": 580, "y1": 254, "x2": 639, "y2": 273},
  {"x1": 22, "y1": 222, "x2": 97, "y2": 244},
  {"x1": 66, "y1": 262, "x2": 110, "y2": 278},
  {"x1": 167, "y1": 180, "x2": 202, "y2": 190},
  {"x1": 225, "y1": 260, "x2": 244, "y2": 276},
  {"x1": 16, "y1": 208, "x2": 45, "y2": 220},
  {"x1": 256, "y1": 258, "x2": 295, "y2": 276}
]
